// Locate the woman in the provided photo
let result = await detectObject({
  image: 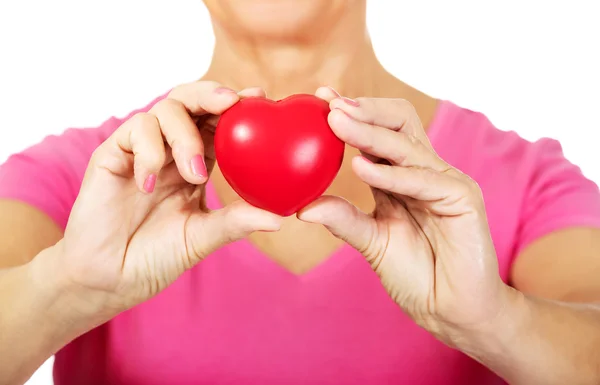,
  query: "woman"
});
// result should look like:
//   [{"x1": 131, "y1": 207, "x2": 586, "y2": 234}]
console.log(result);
[{"x1": 2, "y1": 1, "x2": 600, "y2": 384}]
